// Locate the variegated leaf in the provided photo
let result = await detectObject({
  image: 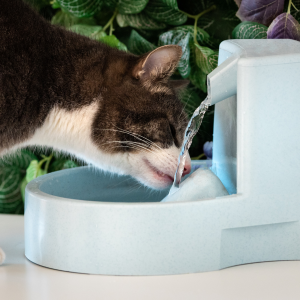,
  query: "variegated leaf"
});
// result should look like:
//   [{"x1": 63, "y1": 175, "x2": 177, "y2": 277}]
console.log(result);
[
  {"x1": 56, "y1": 0, "x2": 103, "y2": 18},
  {"x1": 117, "y1": 12, "x2": 167, "y2": 30},
  {"x1": 0, "y1": 150, "x2": 37, "y2": 171},
  {"x1": 128, "y1": 30, "x2": 156, "y2": 55},
  {"x1": 144, "y1": 0, "x2": 187, "y2": 26},
  {"x1": 51, "y1": 10, "x2": 97, "y2": 27},
  {"x1": 118, "y1": 0, "x2": 149, "y2": 14},
  {"x1": 0, "y1": 167, "x2": 23, "y2": 214},
  {"x1": 159, "y1": 30, "x2": 191, "y2": 78},
  {"x1": 194, "y1": 44, "x2": 215, "y2": 74},
  {"x1": 69, "y1": 25, "x2": 106, "y2": 40},
  {"x1": 232, "y1": 21, "x2": 267, "y2": 39}
]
